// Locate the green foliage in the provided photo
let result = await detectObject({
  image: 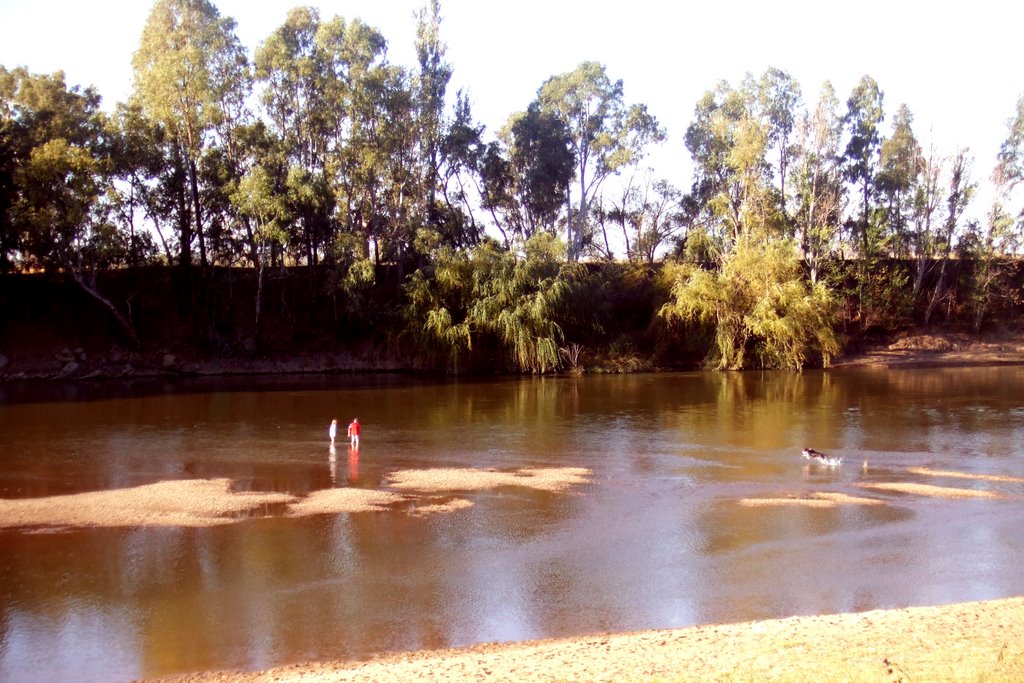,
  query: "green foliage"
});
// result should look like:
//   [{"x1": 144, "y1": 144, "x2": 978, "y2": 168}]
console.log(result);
[
  {"x1": 482, "y1": 102, "x2": 574, "y2": 243},
  {"x1": 537, "y1": 61, "x2": 665, "y2": 261},
  {"x1": 402, "y1": 234, "x2": 581, "y2": 373},
  {"x1": 684, "y1": 71, "x2": 789, "y2": 243},
  {"x1": 660, "y1": 235, "x2": 838, "y2": 370},
  {"x1": 843, "y1": 75, "x2": 885, "y2": 258},
  {"x1": 0, "y1": 66, "x2": 117, "y2": 271},
  {"x1": 470, "y1": 234, "x2": 570, "y2": 373}
]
